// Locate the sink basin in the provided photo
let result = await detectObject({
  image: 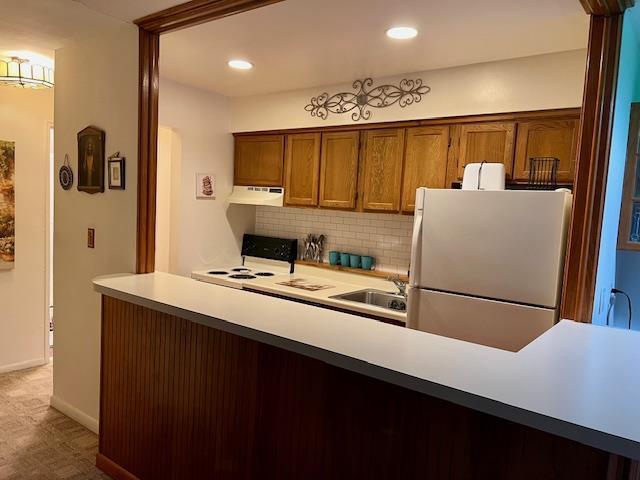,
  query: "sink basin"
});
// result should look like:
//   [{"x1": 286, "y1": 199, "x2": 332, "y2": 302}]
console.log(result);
[{"x1": 330, "y1": 289, "x2": 407, "y2": 313}]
